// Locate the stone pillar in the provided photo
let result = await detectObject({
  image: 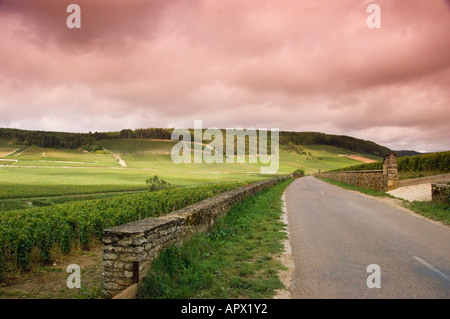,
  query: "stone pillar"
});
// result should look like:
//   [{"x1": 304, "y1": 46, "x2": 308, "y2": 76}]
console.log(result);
[{"x1": 382, "y1": 152, "x2": 398, "y2": 191}]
